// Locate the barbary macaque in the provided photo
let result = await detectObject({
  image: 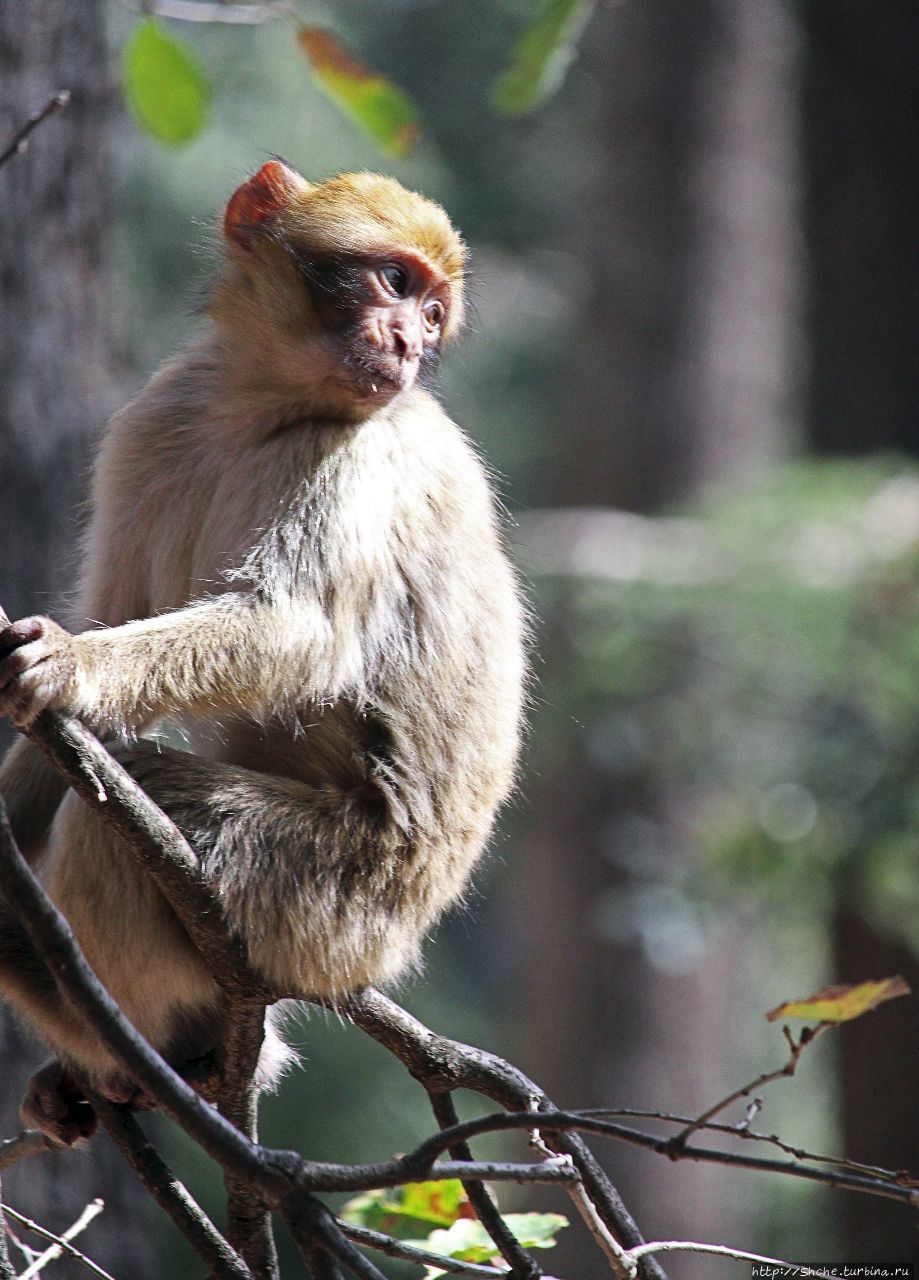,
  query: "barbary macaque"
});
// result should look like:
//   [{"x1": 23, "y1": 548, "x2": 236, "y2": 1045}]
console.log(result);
[{"x1": 0, "y1": 162, "x2": 525, "y2": 1145}]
